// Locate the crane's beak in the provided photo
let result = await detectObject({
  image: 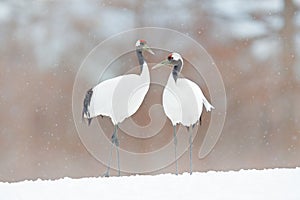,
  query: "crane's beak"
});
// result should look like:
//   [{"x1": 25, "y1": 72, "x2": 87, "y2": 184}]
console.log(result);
[
  {"x1": 143, "y1": 44, "x2": 155, "y2": 55},
  {"x1": 152, "y1": 59, "x2": 171, "y2": 70}
]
